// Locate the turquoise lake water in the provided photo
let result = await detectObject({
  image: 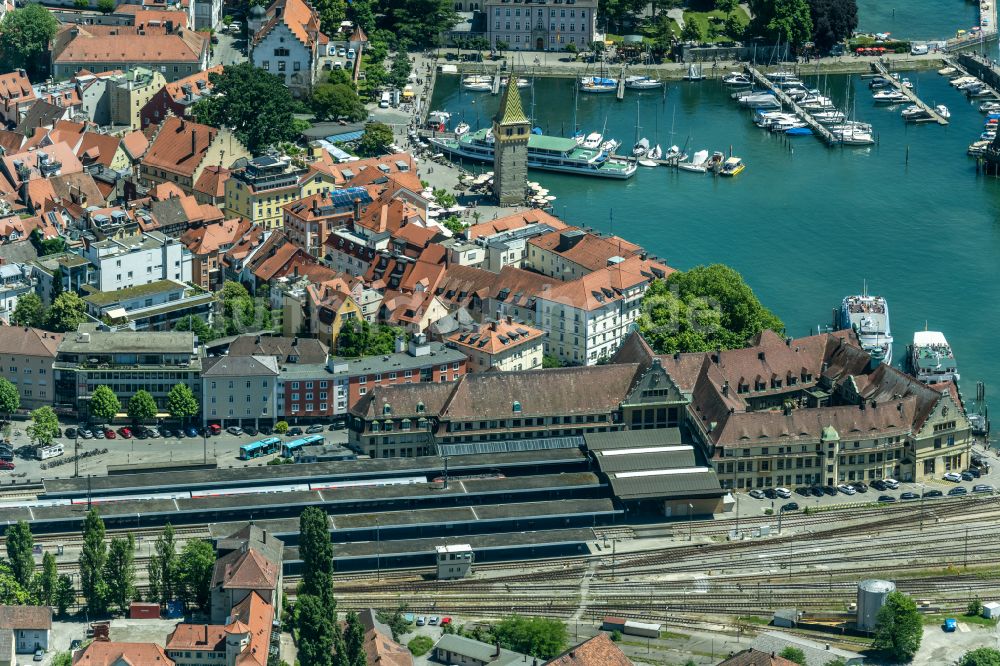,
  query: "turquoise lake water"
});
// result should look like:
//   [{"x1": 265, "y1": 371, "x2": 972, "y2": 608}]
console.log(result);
[
  {"x1": 430, "y1": 69, "x2": 1000, "y2": 395},
  {"x1": 856, "y1": 0, "x2": 981, "y2": 40}
]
